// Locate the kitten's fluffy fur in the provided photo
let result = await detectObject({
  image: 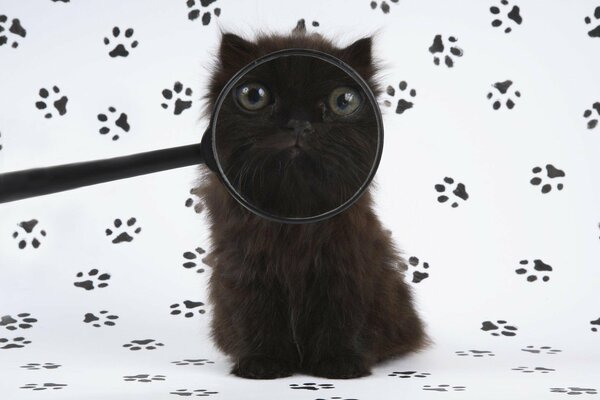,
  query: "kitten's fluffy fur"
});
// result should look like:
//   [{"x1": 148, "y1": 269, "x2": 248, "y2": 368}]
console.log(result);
[{"x1": 193, "y1": 22, "x2": 429, "y2": 379}]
